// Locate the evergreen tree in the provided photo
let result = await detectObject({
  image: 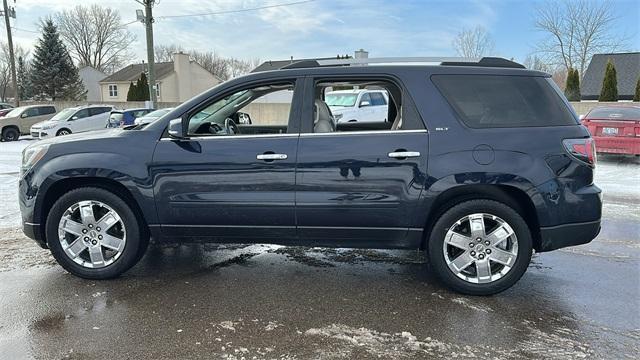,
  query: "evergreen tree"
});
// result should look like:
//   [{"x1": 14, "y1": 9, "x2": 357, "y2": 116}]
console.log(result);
[
  {"x1": 136, "y1": 72, "x2": 150, "y2": 101},
  {"x1": 564, "y1": 68, "x2": 581, "y2": 101},
  {"x1": 126, "y1": 81, "x2": 137, "y2": 101},
  {"x1": 634, "y1": 77, "x2": 639, "y2": 102},
  {"x1": 17, "y1": 56, "x2": 33, "y2": 100},
  {"x1": 30, "y1": 19, "x2": 86, "y2": 100},
  {"x1": 599, "y1": 59, "x2": 618, "y2": 102}
]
